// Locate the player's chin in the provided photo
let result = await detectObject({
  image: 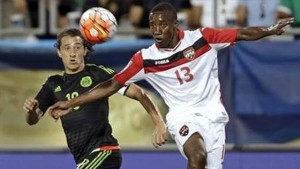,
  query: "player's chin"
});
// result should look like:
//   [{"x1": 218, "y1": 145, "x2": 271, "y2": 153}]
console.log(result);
[
  {"x1": 67, "y1": 65, "x2": 80, "y2": 72},
  {"x1": 155, "y1": 41, "x2": 167, "y2": 48}
]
